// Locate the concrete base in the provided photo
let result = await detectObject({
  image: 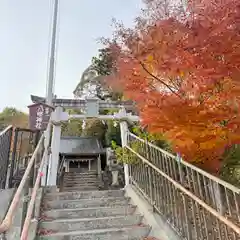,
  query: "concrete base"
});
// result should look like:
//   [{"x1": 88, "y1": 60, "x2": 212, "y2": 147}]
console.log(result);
[
  {"x1": 124, "y1": 185, "x2": 180, "y2": 240},
  {"x1": 28, "y1": 188, "x2": 43, "y2": 240},
  {"x1": 0, "y1": 188, "x2": 44, "y2": 240},
  {"x1": 0, "y1": 189, "x2": 15, "y2": 222},
  {"x1": 111, "y1": 170, "x2": 119, "y2": 186},
  {"x1": 0, "y1": 189, "x2": 24, "y2": 239},
  {"x1": 0, "y1": 189, "x2": 15, "y2": 239}
]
